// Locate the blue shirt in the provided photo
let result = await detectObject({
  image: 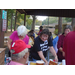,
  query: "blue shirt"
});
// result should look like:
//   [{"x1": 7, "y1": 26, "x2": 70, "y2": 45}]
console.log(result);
[{"x1": 52, "y1": 36, "x2": 59, "y2": 53}]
